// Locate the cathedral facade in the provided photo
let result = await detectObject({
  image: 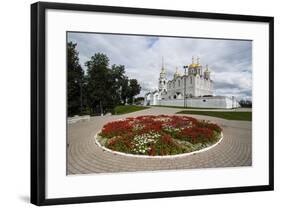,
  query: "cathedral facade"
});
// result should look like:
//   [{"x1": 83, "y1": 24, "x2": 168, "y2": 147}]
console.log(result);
[{"x1": 144, "y1": 57, "x2": 240, "y2": 109}]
